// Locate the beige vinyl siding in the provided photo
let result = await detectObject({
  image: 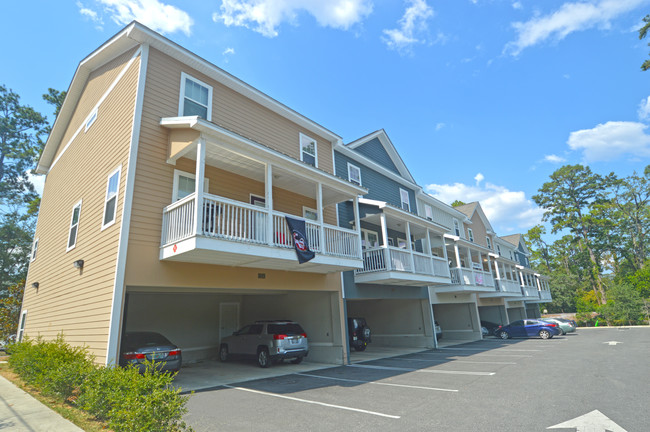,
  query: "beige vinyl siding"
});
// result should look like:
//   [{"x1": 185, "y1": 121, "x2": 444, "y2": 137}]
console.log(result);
[
  {"x1": 23, "y1": 53, "x2": 140, "y2": 364},
  {"x1": 53, "y1": 48, "x2": 139, "y2": 162},
  {"x1": 466, "y1": 213, "x2": 488, "y2": 248}
]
